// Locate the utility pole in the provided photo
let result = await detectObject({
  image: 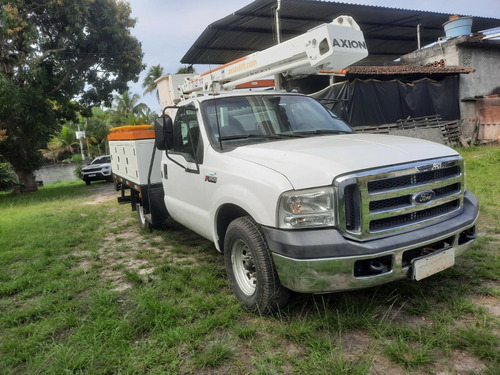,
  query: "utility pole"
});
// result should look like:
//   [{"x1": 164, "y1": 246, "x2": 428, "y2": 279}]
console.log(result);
[{"x1": 76, "y1": 124, "x2": 85, "y2": 161}]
